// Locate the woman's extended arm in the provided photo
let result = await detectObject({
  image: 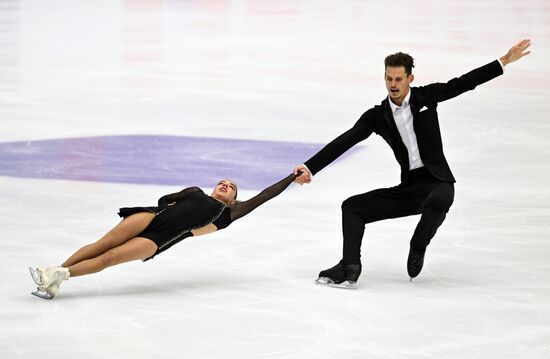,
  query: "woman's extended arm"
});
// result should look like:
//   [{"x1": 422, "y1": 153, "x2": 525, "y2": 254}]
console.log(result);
[{"x1": 229, "y1": 173, "x2": 298, "y2": 222}]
